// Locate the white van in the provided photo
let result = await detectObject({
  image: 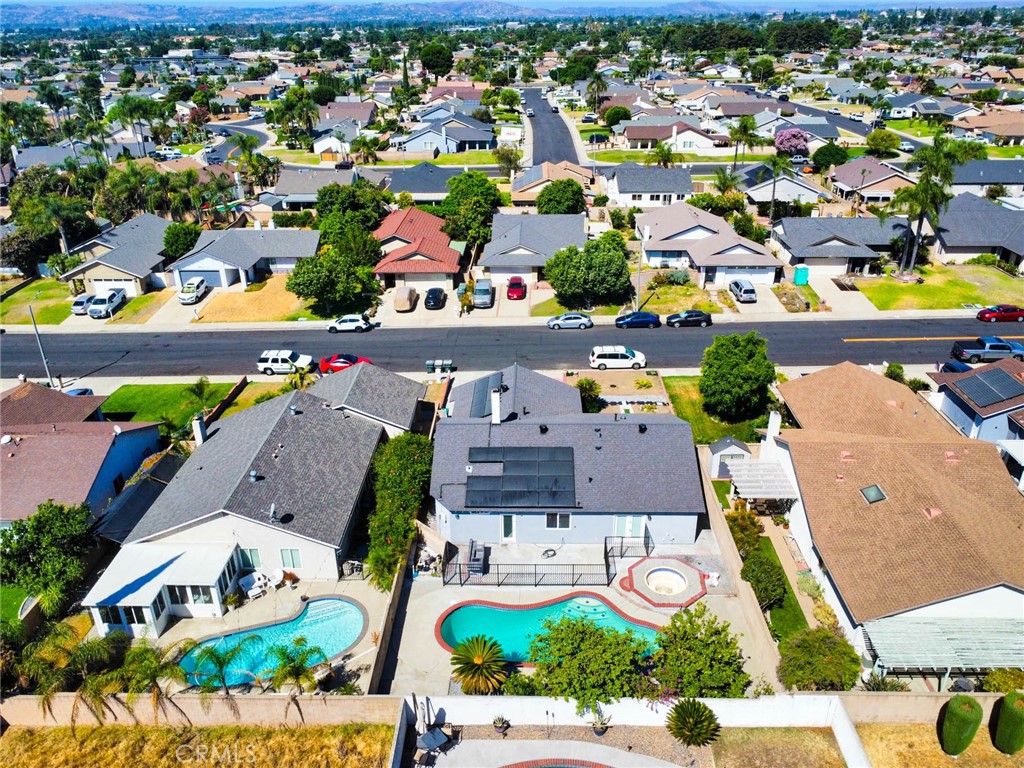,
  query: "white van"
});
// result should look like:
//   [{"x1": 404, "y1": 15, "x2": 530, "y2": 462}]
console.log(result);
[
  {"x1": 729, "y1": 279, "x2": 758, "y2": 303},
  {"x1": 88, "y1": 288, "x2": 128, "y2": 318},
  {"x1": 589, "y1": 345, "x2": 646, "y2": 370}
]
